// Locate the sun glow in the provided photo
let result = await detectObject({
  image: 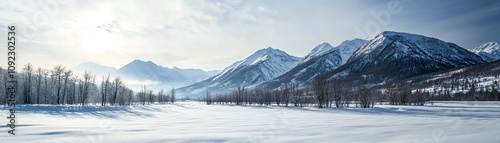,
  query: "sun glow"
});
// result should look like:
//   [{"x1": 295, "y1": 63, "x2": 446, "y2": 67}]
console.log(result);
[{"x1": 80, "y1": 4, "x2": 119, "y2": 53}]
